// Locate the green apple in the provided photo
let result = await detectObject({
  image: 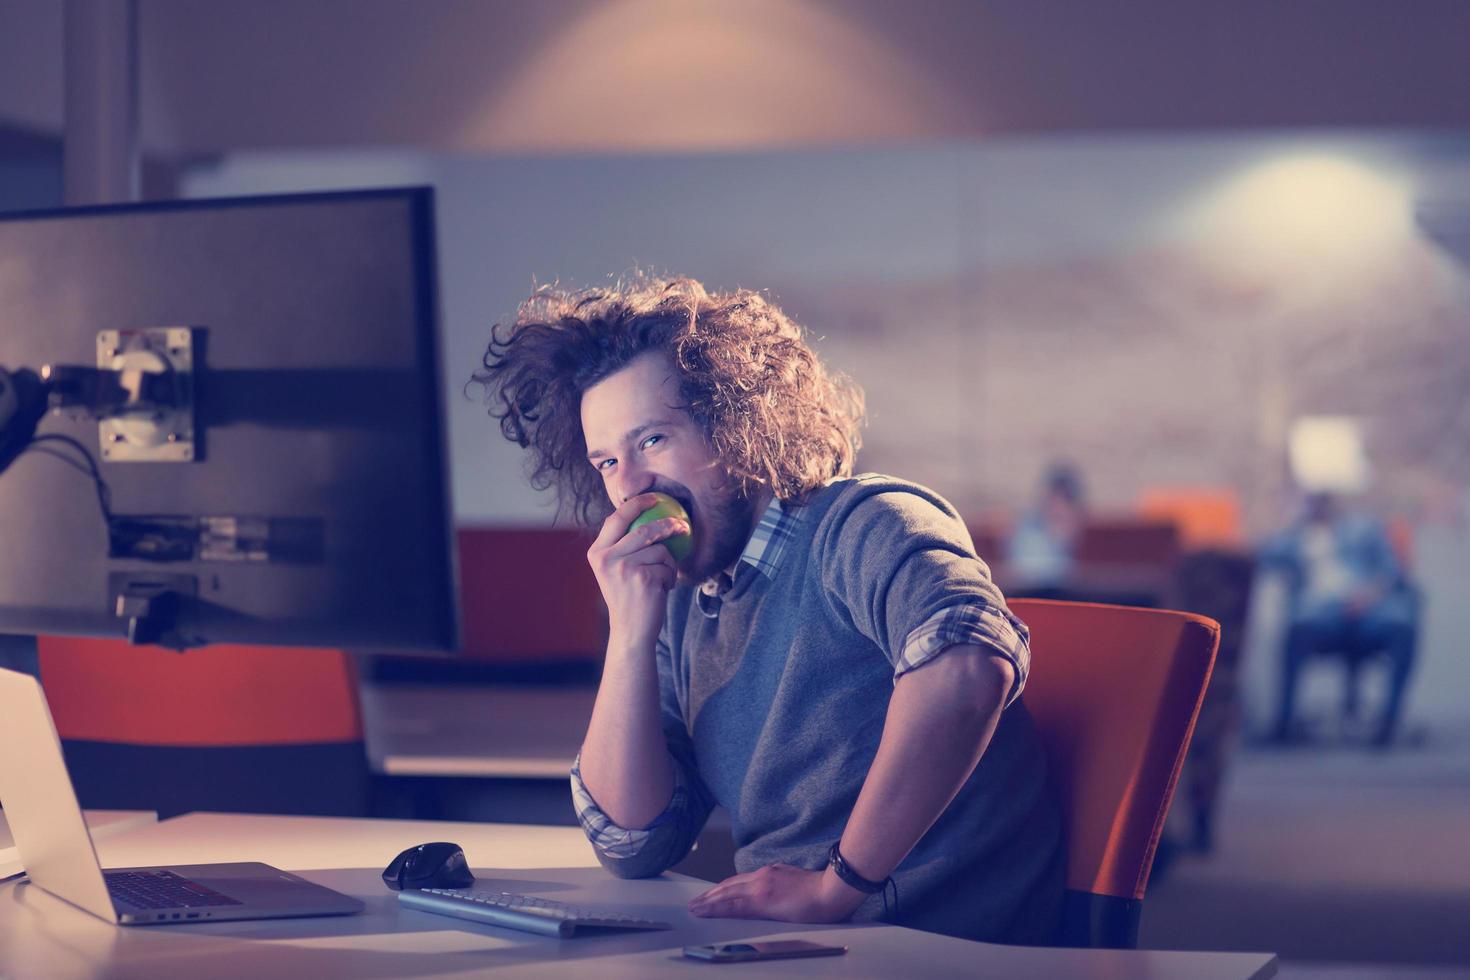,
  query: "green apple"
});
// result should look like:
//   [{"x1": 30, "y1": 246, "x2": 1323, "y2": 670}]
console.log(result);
[{"x1": 627, "y1": 492, "x2": 693, "y2": 562}]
